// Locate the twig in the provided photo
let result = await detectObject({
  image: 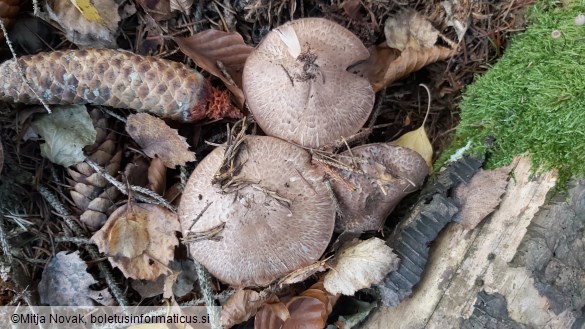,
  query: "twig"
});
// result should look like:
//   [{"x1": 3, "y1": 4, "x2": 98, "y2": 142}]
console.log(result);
[
  {"x1": 84, "y1": 159, "x2": 177, "y2": 212},
  {"x1": 37, "y1": 185, "x2": 128, "y2": 308}
]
